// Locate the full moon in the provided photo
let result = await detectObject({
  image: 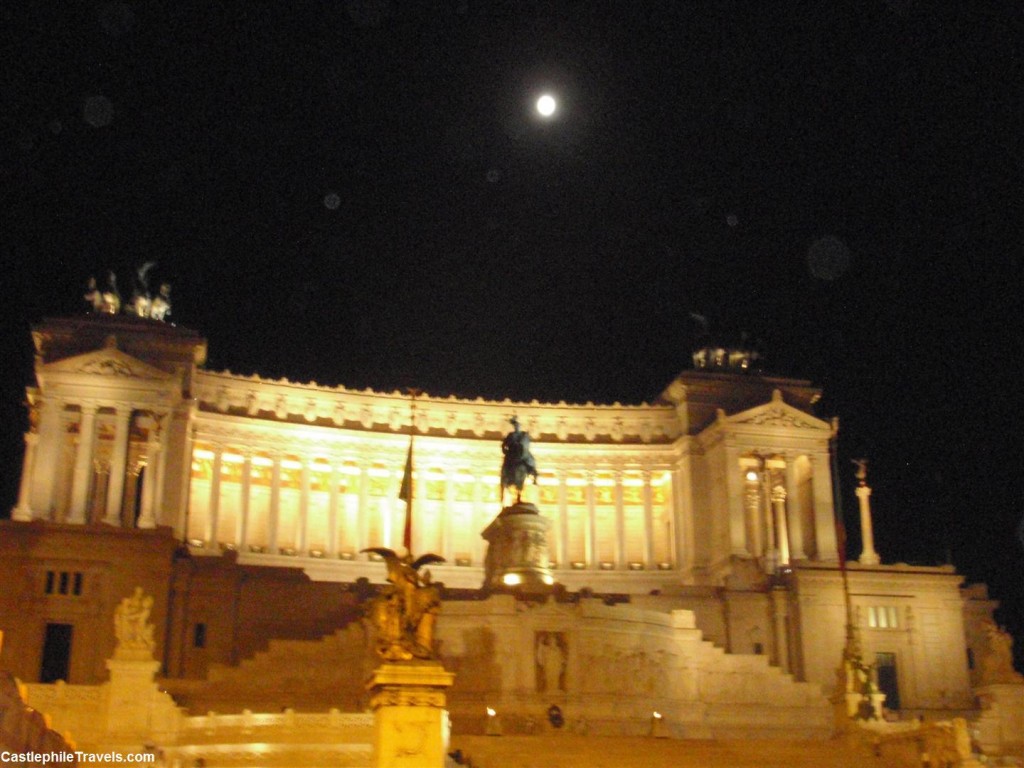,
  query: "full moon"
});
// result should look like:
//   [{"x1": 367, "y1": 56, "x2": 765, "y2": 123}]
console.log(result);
[{"x1": 536, "y1": 94, "x2": 556, "y2": 117}]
